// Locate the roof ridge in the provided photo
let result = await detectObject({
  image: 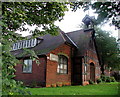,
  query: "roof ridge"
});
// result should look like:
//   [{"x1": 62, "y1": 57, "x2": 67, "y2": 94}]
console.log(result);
[
  {"x1": 66, "y1": 29, "x2": 84, "y2": 34},
  {"x1": 59, "y1": 31, "x2": 66, "y2": 42},
  {"x1": 65, "y1": 33, "x2": 78, "y2": 48},
  {"x1": 60, "y1": 30, "x2": 78, "y2": 48}
]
